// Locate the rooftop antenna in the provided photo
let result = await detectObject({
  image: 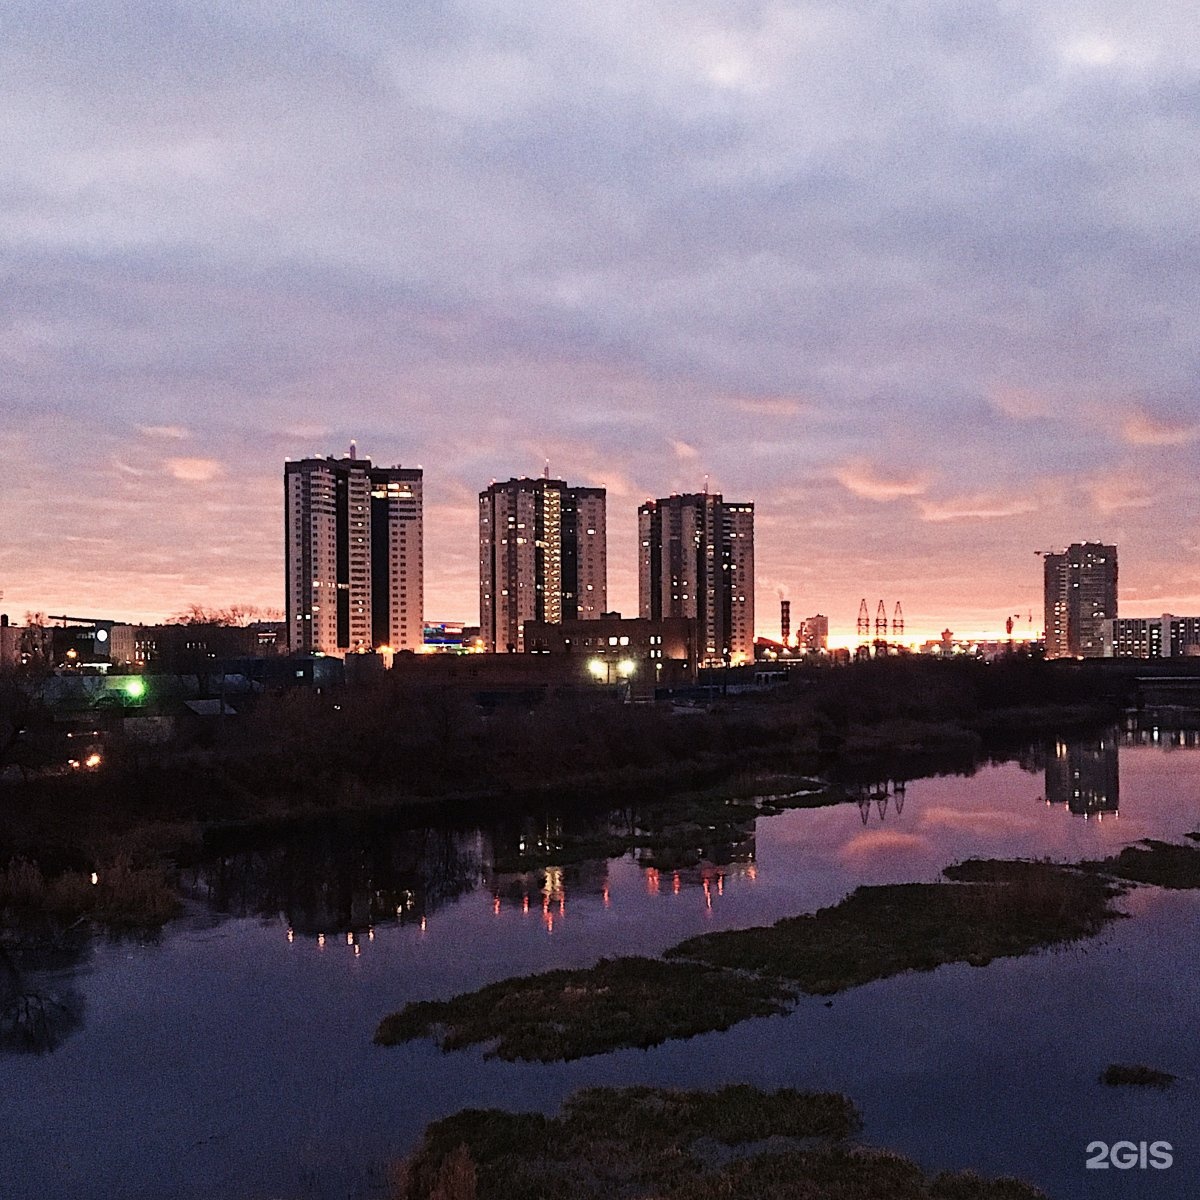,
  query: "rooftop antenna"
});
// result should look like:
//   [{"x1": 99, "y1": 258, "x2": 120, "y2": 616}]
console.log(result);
[
  {"x1": 349, "y1": 440, "x2": 357, "y2": 461},
  {"x1": 543, "y1": 459, "x2": 550, "y2": 480},
  {"x1": 703, "y1": 474, "x2": 709, "y2": 495}
]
